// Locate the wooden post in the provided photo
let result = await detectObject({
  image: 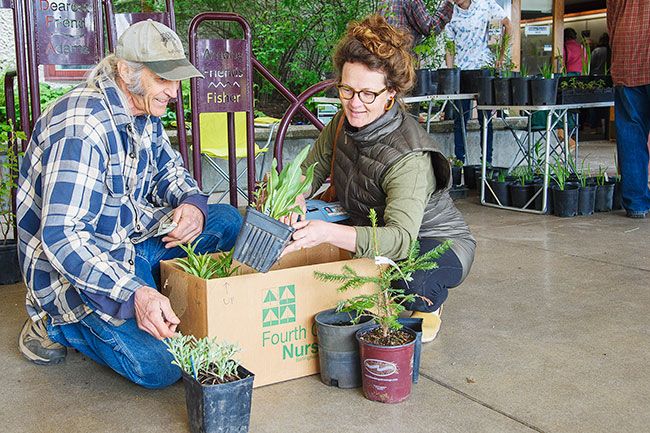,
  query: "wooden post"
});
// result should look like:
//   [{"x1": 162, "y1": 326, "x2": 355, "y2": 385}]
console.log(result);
[
  {"x1": 552, "y1": 0, "x2": 564, "y2": 73},
  {"x1": 511, "y1": 0, "x2": 521, "y2": 71}
]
